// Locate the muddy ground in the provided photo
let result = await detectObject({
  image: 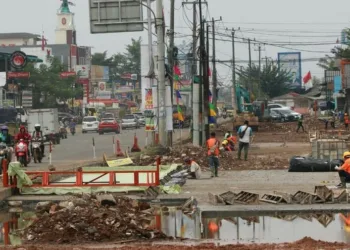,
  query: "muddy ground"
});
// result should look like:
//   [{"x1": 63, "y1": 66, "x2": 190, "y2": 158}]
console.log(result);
[{"x1": 3, "y1": 237, "x2": 350, "y2": 250}]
